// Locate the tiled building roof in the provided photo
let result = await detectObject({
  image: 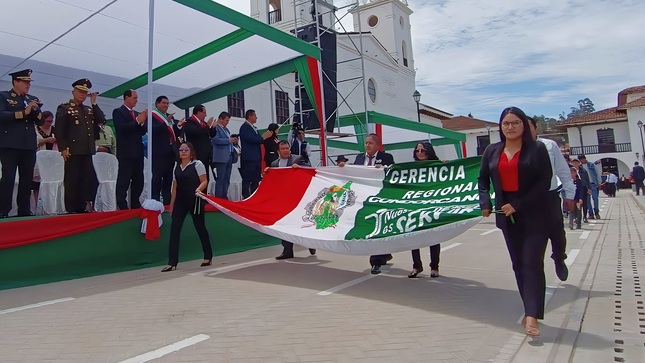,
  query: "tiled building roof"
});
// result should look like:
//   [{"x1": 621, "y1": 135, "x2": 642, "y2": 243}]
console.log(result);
[{"x1": 442, "y1": 116, "x2": 496, "y2": 131}]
